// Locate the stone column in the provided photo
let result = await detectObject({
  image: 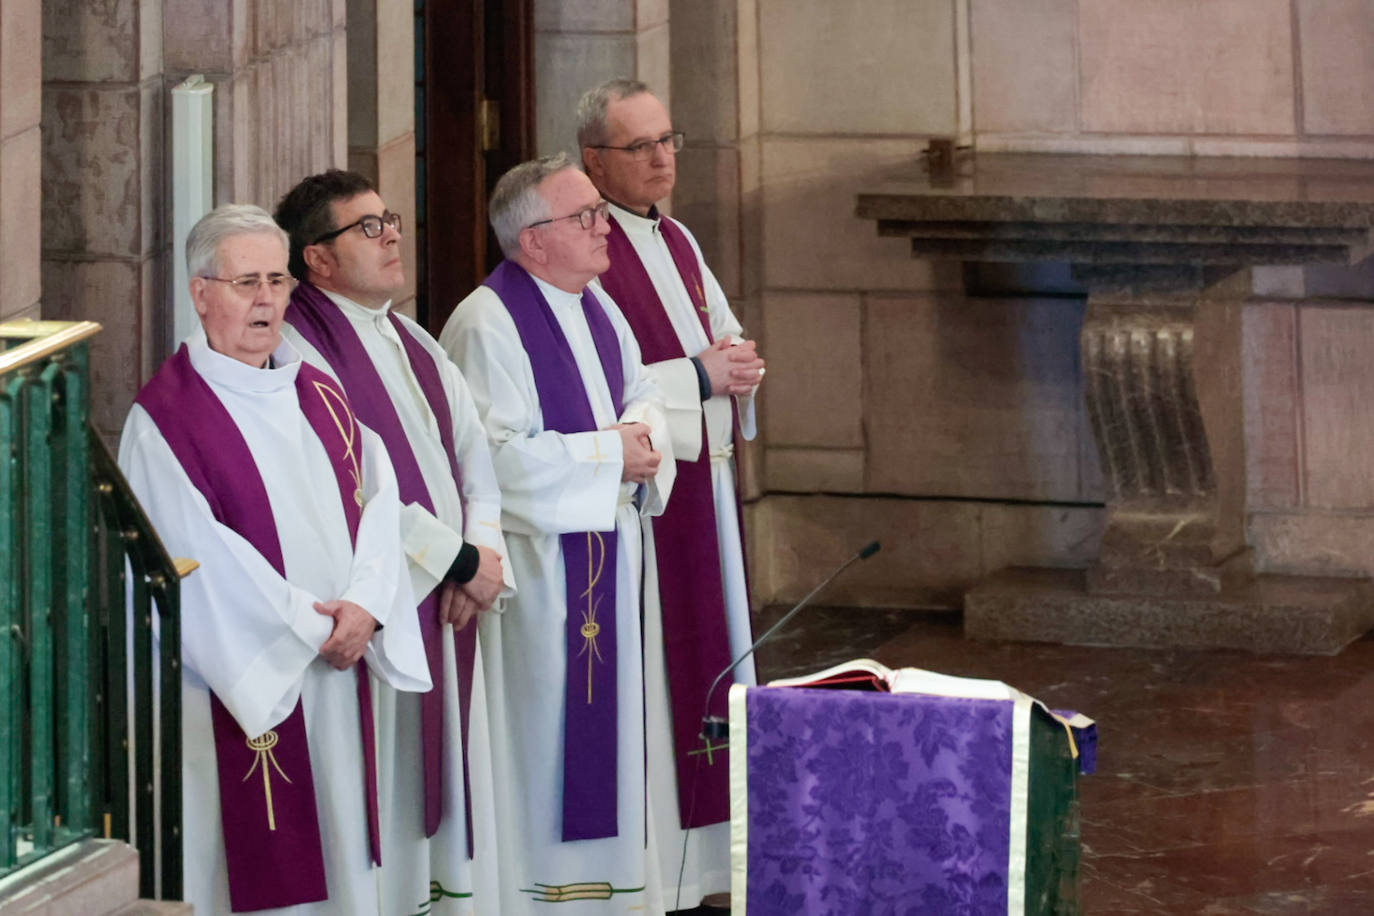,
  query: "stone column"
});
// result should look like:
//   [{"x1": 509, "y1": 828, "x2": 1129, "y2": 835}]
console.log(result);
[
  {"x1": 347, "y1": 0, "x2": 416, "y2": 316},
  {"x1": 41, "y1": 0, "x2": 166, "y2": 439},
  {"x1": 0, "y1": 0, "x2": 42, "y2": 323},
  {"x1": 533, "y1": 0, "x2": 669, "y2": 158}
]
